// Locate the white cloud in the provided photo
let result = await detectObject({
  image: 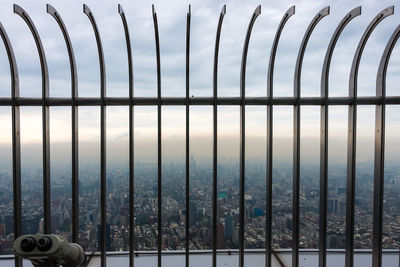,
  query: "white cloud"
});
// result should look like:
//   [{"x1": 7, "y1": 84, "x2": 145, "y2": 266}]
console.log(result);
[{"x1": 0, "y1": 0, "x2": 399, "y2": 161}]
